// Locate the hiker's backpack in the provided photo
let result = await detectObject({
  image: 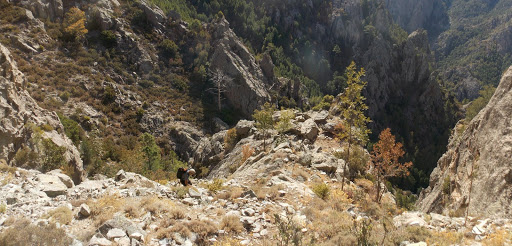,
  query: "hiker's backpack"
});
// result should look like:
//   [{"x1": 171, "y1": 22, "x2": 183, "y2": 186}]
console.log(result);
[{"x1": 177, "y1": 167, "x2": 187, "y2": 179}]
